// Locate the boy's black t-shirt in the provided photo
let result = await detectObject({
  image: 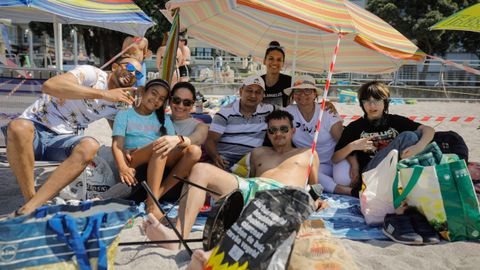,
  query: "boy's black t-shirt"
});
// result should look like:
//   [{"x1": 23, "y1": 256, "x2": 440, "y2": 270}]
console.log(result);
[
  {"x1": 335, "y1": 114, "x2": 421, "y2": 173},
  {"x1": 261, "y1": 73, "x2": 291, "y2": 107}
]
